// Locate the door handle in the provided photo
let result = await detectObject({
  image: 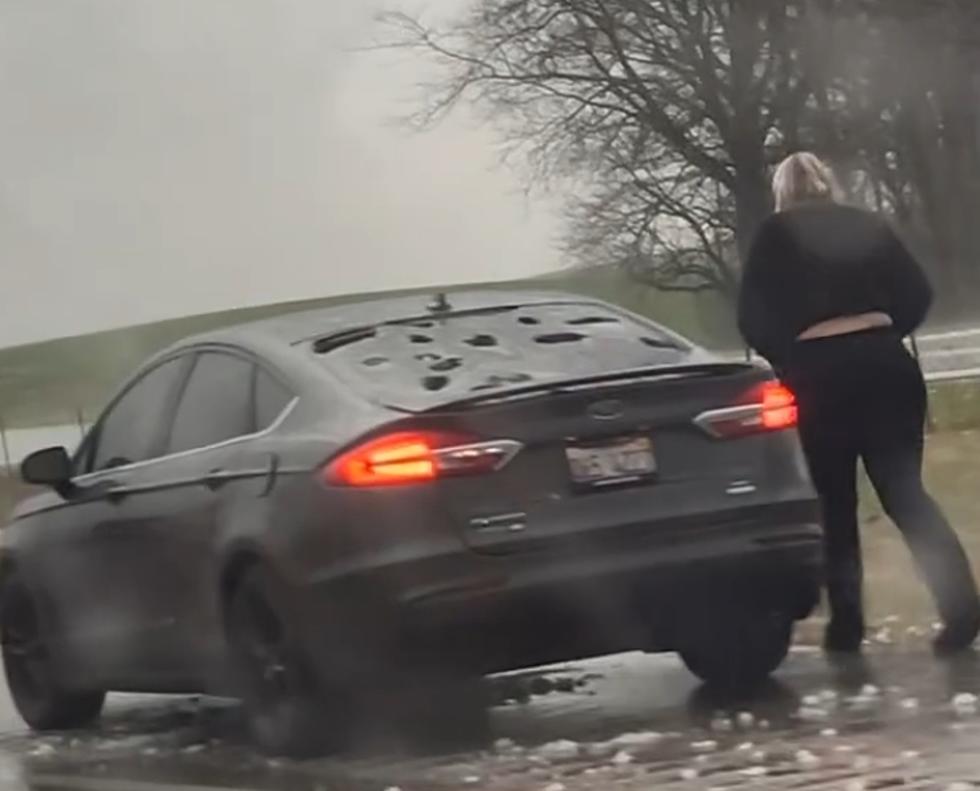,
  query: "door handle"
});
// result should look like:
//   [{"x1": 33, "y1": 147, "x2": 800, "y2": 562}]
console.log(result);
[{"x1": 203, "y1": 469, "x2": 229, "y2": 491}]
